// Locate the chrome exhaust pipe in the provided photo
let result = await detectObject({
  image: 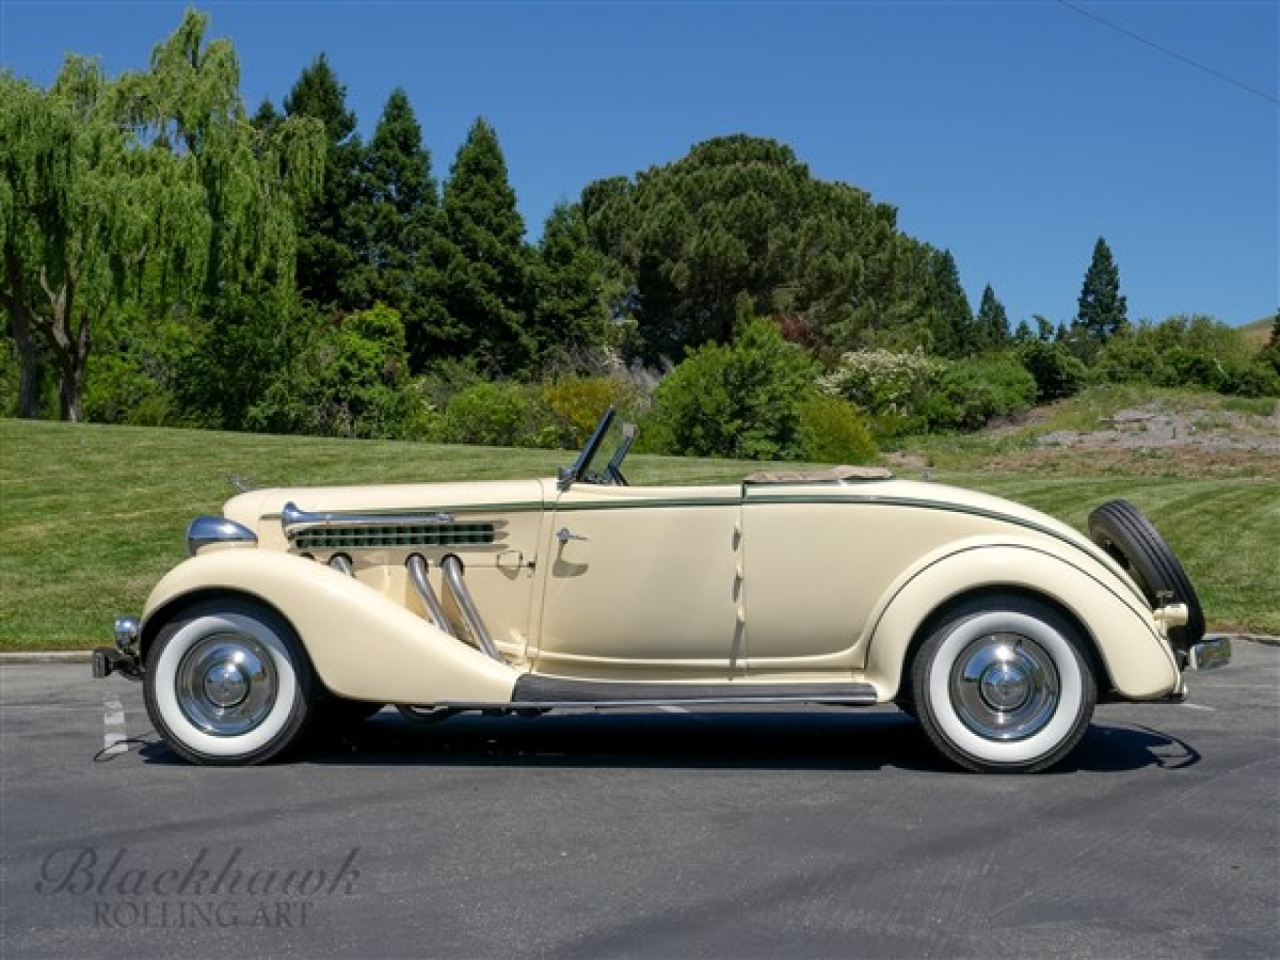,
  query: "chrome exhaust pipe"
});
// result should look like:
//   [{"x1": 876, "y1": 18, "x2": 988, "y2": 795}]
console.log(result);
[
  {"x1": 406, "y1": 554, "x2": 455, "y2": 637},
  {"x1": 440, "y1": 555, "x2": 502, "y2": 662}
]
